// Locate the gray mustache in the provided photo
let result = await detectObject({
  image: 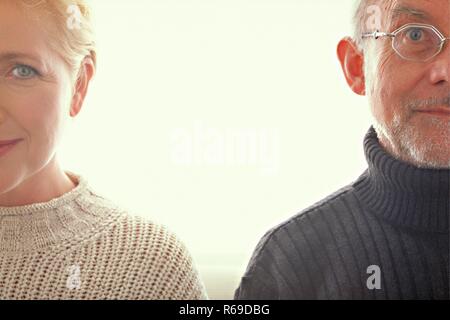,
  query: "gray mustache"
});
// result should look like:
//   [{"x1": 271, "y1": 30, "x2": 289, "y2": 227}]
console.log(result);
[{"x1": 406, "y1": 95, "x2": 450, "y2": 109}]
